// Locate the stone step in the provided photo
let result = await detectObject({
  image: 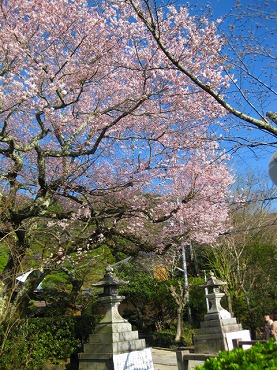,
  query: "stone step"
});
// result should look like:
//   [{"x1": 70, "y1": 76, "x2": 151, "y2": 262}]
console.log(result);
[
  {"x1": 94, "y1": 322, "x2": 132, "y2": 333},
  {"x1": 83, "y1": 339, "x2": 146, "y2": 354},
  {"x1": 196, "y1": 324, "x2": 242, "y2": 335},
  {"x1": 88, "y1": 331, "x2": 140, "y2": 344},
  {"x1": 200, "y1": 318, "x2": 238, "y2": 328}
]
